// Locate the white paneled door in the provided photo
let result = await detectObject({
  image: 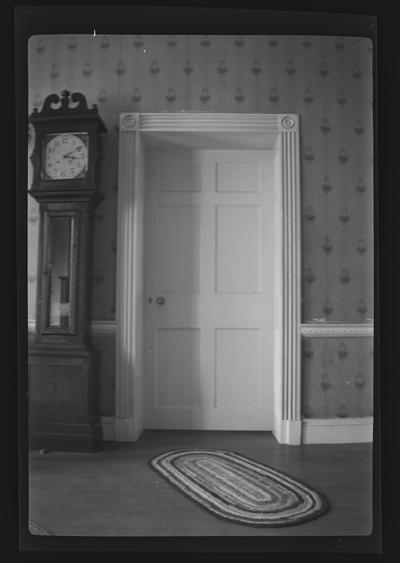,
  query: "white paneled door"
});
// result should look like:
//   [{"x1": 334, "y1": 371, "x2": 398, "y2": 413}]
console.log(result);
[{"x1": 144, "y1": 149, "x2": 274, "y2": 430}]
